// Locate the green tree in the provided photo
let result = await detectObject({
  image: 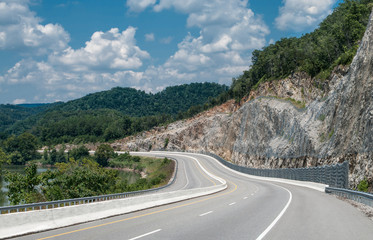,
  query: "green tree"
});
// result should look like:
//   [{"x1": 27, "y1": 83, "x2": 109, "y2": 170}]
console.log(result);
[
  {"x1": 69, "y1": 145, "x2": 90, "y2": 160},
  {"x1": 3, "y1": 133, "x2": 39, "y2": 164},
  {"x1": 40, "y1": 159, "x2": 120, "y2": 200},
  {"x1": 56, "y1": 147, "x2": 67, "y2": 163},
  {"x1": 49, "y1": 149, "x2": 57, "y2": 164},
  {"x1": 43, "y1": 149, "x2": 49, "y2": 163},
  {"x1": 0, "y1": 147, "x2": 10, "y2": 171},
  {"x1": 5, "y1": 164, "x2": 43, "y2": 205},
  {"x1": 95, "y1": 144, "x2": 115, "y2": 167}
]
